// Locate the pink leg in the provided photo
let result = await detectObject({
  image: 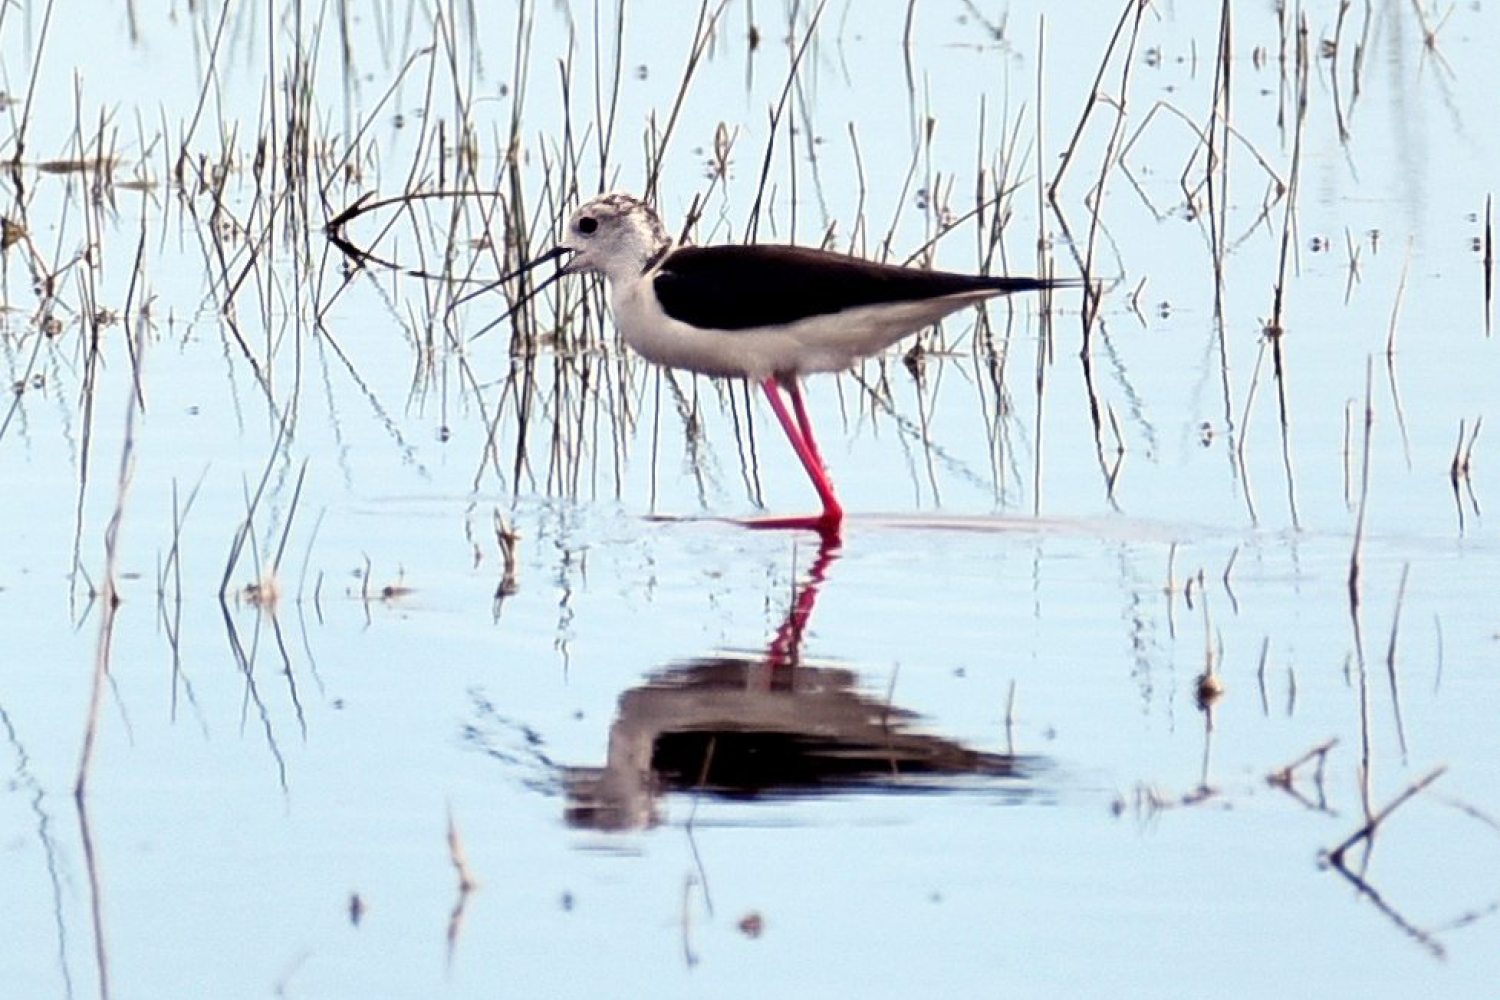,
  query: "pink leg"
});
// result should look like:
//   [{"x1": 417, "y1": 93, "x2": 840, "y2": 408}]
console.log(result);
[
  {"x1": 754, "y1": 377, "x2": 843, "y2": 532},
  {"x1": 786, "y1": 380, "x2": 826, "y2": 472}
]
